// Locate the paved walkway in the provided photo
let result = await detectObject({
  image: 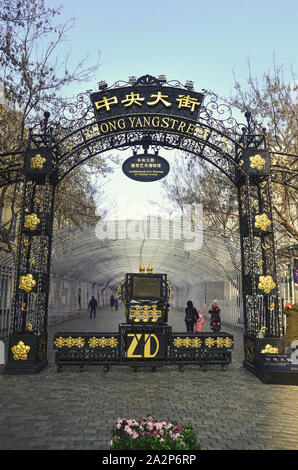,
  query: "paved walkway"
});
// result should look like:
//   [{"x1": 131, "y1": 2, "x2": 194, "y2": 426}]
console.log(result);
[{"x1": 0, "y1": 305, "x2": 297, "y2": 450}]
